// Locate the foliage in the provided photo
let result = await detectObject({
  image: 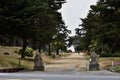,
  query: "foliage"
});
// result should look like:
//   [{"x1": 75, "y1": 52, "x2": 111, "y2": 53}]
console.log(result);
[
  {"x1": 114, "y1": 66, "x2": 120, "y2": 72},
  {"x1": 100, "y1": 52, "x2": 120, "y2": 57},
  {"x1": 19, "y1": 47, "x2": 33, "y2": 57},
  {"x1": 75, "y1": 0, "x2": 120, "y2": 54},
  {"x1": 25, "y1": 48, "x2": 33, "y2": 57},
  {"x1": 51, "y1": 25, "x2": 70, "y2": 55},
  {"x1": 0, "y1": 0, "x2": 69, "y2": 58}
]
